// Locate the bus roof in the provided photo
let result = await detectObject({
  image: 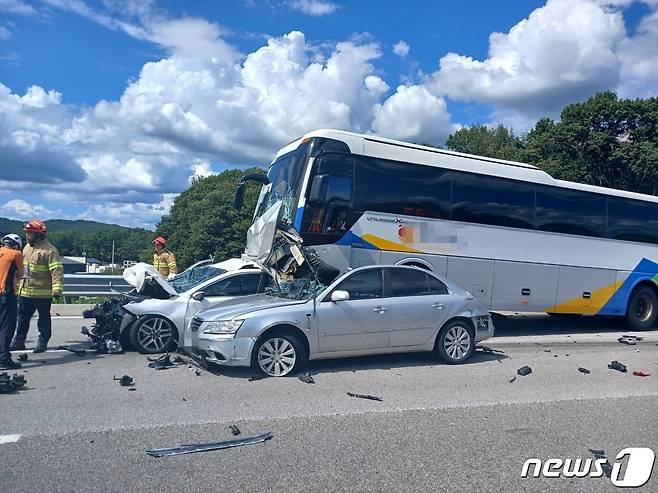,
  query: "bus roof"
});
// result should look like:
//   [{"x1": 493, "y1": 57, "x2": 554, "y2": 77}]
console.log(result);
[{"x1": 275, "y1": 129, "x2": 658, "y2": 205}]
